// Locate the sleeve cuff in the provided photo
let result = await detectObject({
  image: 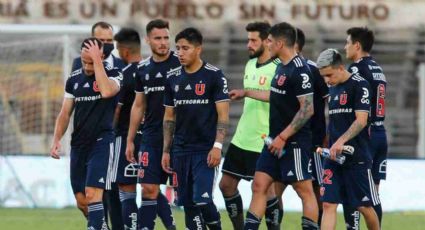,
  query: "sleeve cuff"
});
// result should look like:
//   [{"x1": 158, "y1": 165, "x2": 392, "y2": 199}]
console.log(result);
[{"x1": 64, "y1": 92, "x2": 75, "y2": 99}]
